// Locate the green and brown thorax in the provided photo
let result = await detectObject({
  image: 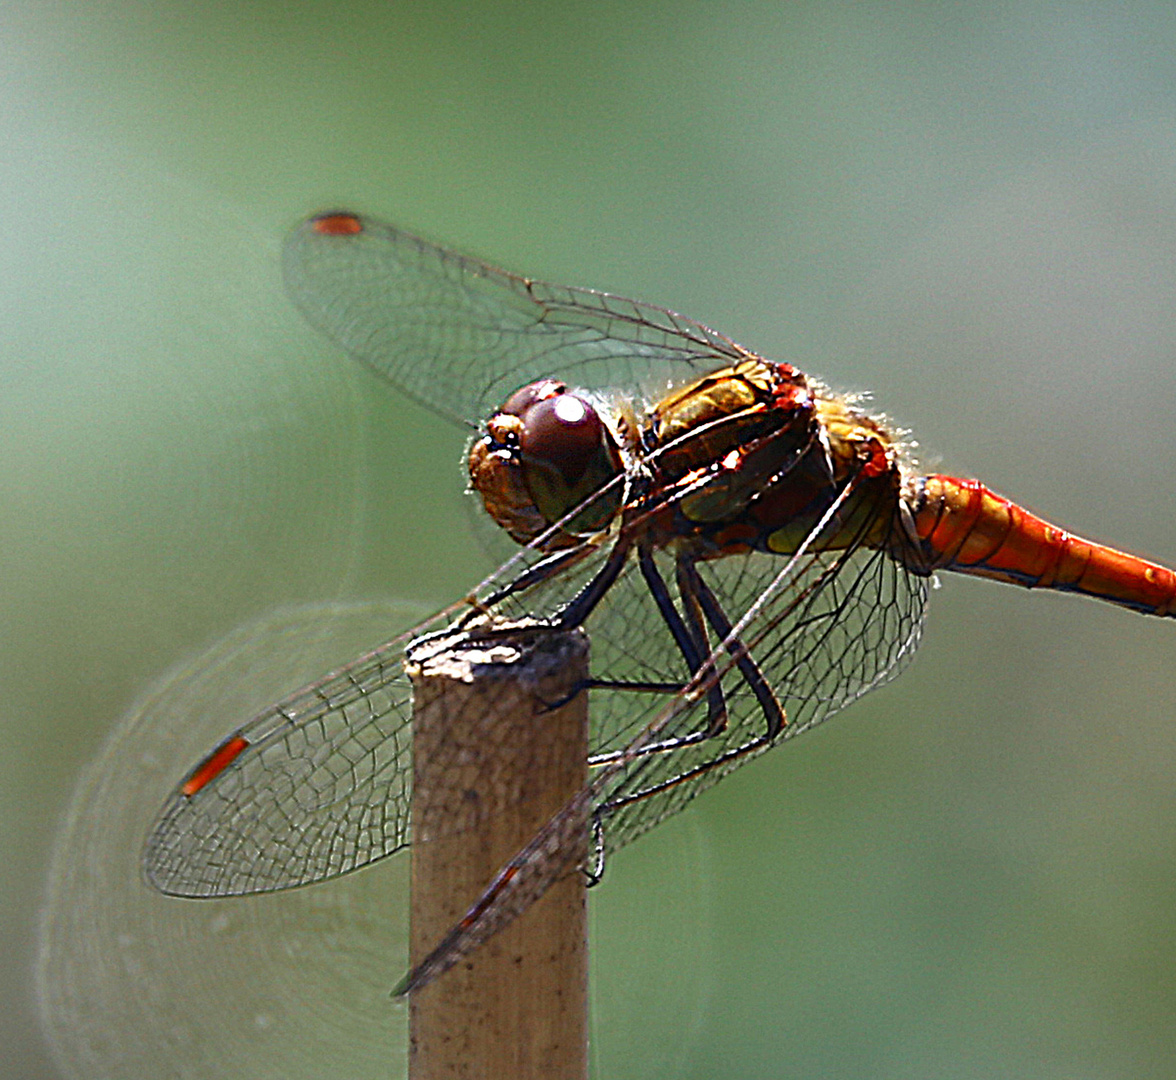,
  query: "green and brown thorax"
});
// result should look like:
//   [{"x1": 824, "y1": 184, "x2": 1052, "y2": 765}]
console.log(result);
[{"x1": 468, "y1": 357, "x2": 910, "y2": 561}]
